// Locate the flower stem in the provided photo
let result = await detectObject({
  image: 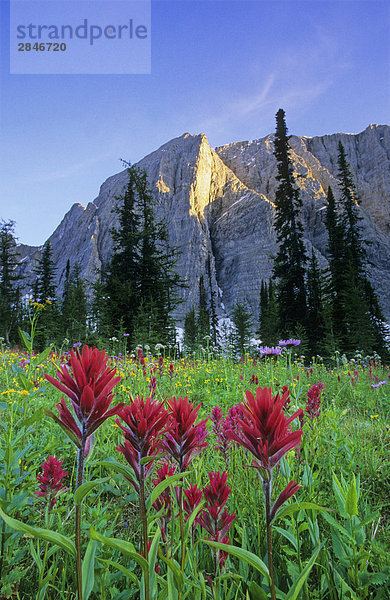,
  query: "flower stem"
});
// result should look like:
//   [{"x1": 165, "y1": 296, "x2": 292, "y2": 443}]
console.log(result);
[
  {"x1": 139, "y1": 463, "x2": 149, "y2": 600},
  {"x1": 75, "y1": 443, "x2": 85, "y2": 600},
  {"x1": 263, "y1": 480, "x2": 276, "y2": 600}
]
